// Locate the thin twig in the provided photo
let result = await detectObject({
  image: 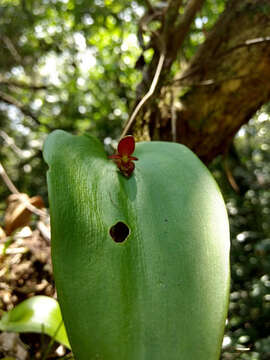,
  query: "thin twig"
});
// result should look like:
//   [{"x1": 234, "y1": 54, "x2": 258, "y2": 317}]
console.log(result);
[
  {"x1": 2, "y1": 36, "x2": 22, "y2": 63},
  {"x1": 0, "y1": 161, "x2": 47, "y2": 218},
  {"x1": 0, "y1": 78, "x2": 48, "y2": 90},
  {"x1": 223, "y1": 156, "x2": 239, "y2": 193},
  {"x1": 235, "y1": 347, "x2": 250, "y2": 352},
  {"x1": 120, "y1": 52, "x2": 166, "y2": 139},
  {"x1": 171, "y1": 36, "x2": 270, "y2": 88},
  {"x1": 0, "y1": 130, "x2": 25, "y2": 157},
  {"x1": 219, "y1": 36, "x2": 270, "y2": 57},
  {"x1": 0, "y1": 162, "x2": 19, "y2": 194},
  {"x1": 173, "y1": 73, "x2": 251, "y2": 87},
  {"x1": 0, "y1": 90, "x2": 42, "y2": 126},
  {"x1": 170, "y1": 90, "x2": 177, "y2": 142}
]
